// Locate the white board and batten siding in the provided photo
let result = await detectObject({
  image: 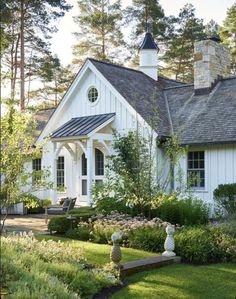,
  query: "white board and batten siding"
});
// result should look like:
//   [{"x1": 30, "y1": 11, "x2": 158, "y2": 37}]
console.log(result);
[{"x1": 176, "y1": 144, "x2": 236, "y2": 208}]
